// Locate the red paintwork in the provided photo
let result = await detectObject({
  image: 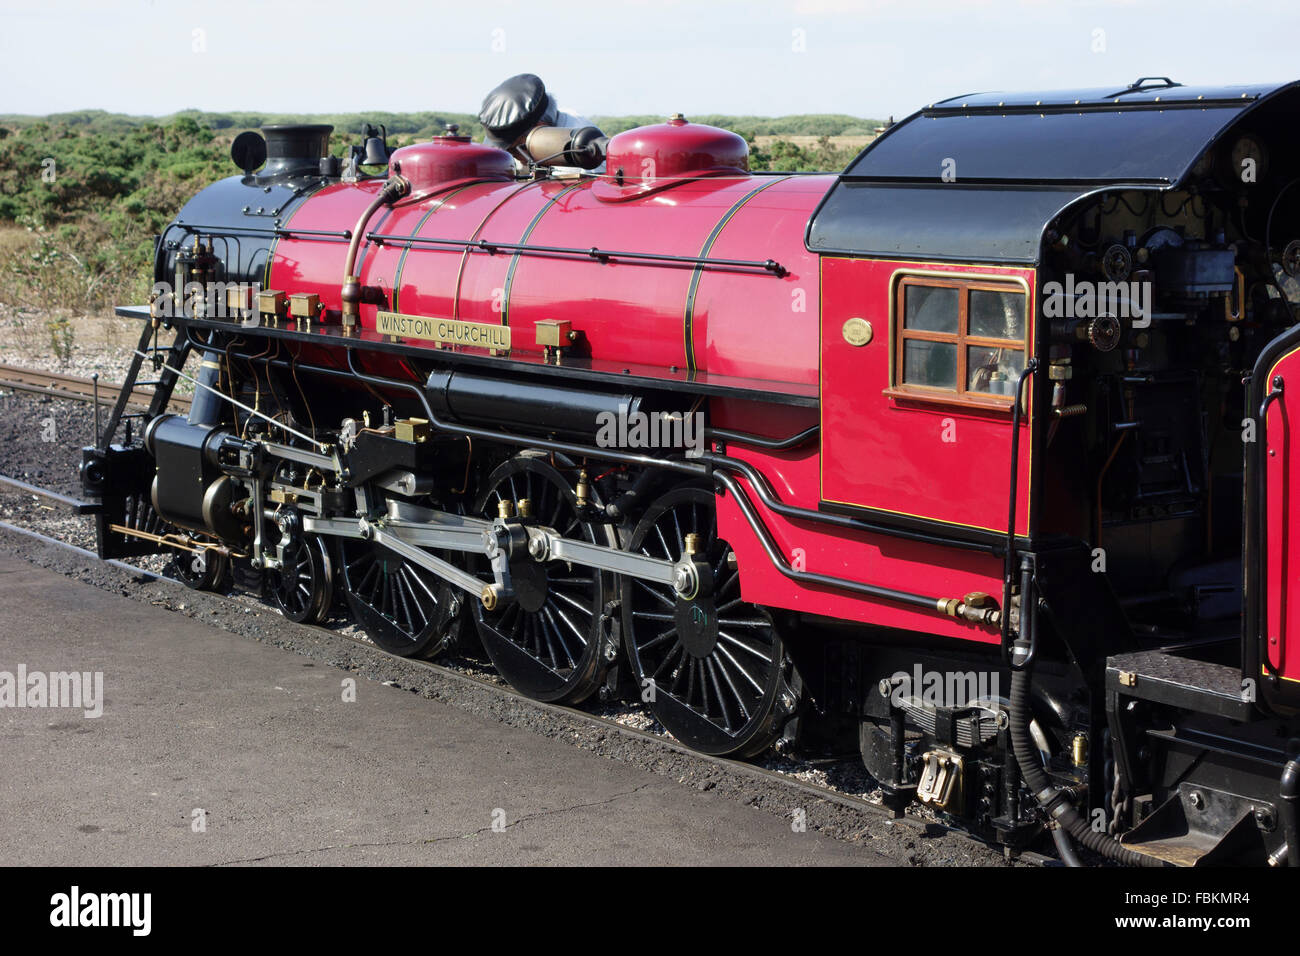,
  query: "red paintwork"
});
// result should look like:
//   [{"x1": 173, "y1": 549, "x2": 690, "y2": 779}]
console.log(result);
[
  {"x1": 820, "y1": 258, "x2": 1034, "y2": 536},
  {"x1": 269, "y1": 154, "x2": 832, "y2": 389},
  {"x1": 714, "y1": 435, "x2": 1007, "y2": 639},
  {"x1": 387, "y1": 136, "x2": 514, "y2": 197},
  {"x1": 708, "y1": 289, "x2": 1021, "y2": 636},
  {"x1": 595, "y1": 117, "x2": 749, "y2": 202},
  {"x1": 263, "y1": 123, "x2": 1034, "y2": 642},
  {"x1": 1264, "y1": 346, "x2": 1300, "y2": 685}
]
